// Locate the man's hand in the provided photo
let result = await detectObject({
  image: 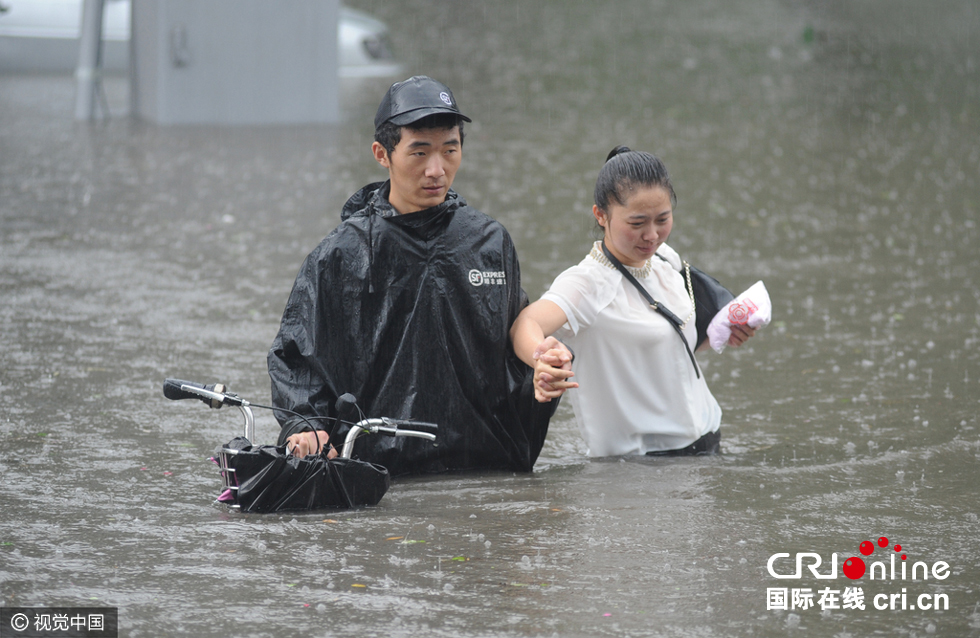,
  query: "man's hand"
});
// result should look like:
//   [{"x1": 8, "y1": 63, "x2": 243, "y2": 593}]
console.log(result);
[
  {"x1": 285, "y1": 429, "x2": 336, "y2": 459},
  {"x1": 531, "y1": 336, "x2": 578, "y2": 403}
]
